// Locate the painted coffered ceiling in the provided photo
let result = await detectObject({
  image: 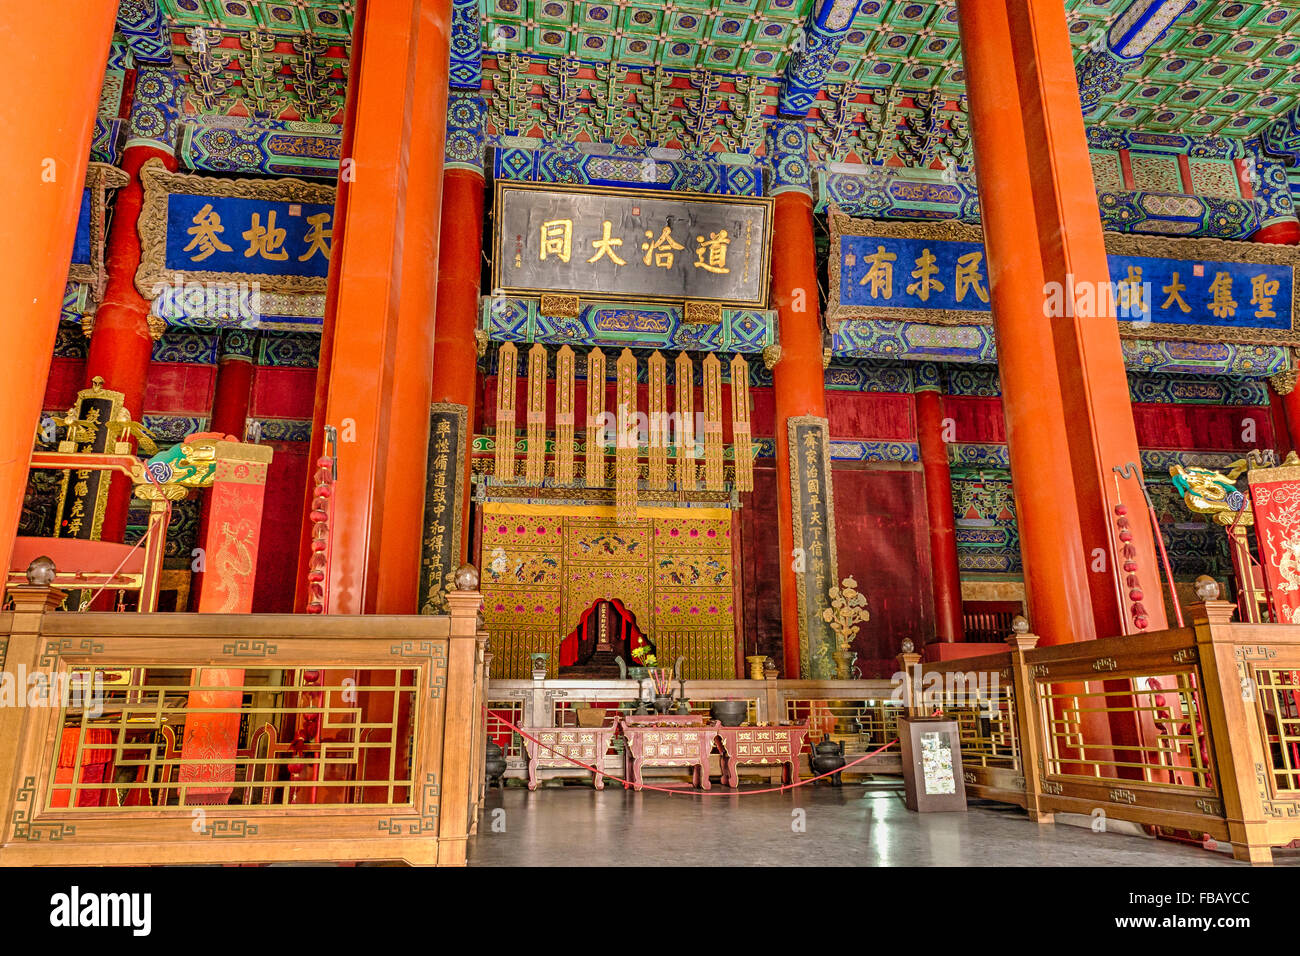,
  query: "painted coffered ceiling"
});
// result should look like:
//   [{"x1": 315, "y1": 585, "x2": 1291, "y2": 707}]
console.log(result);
[
  {"x1": 1068, "y1": 0, "x2": 1300, "y2": 136},
  {"x1": 126, "y1": 0, "x2": 1300, "y2": 142}
]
